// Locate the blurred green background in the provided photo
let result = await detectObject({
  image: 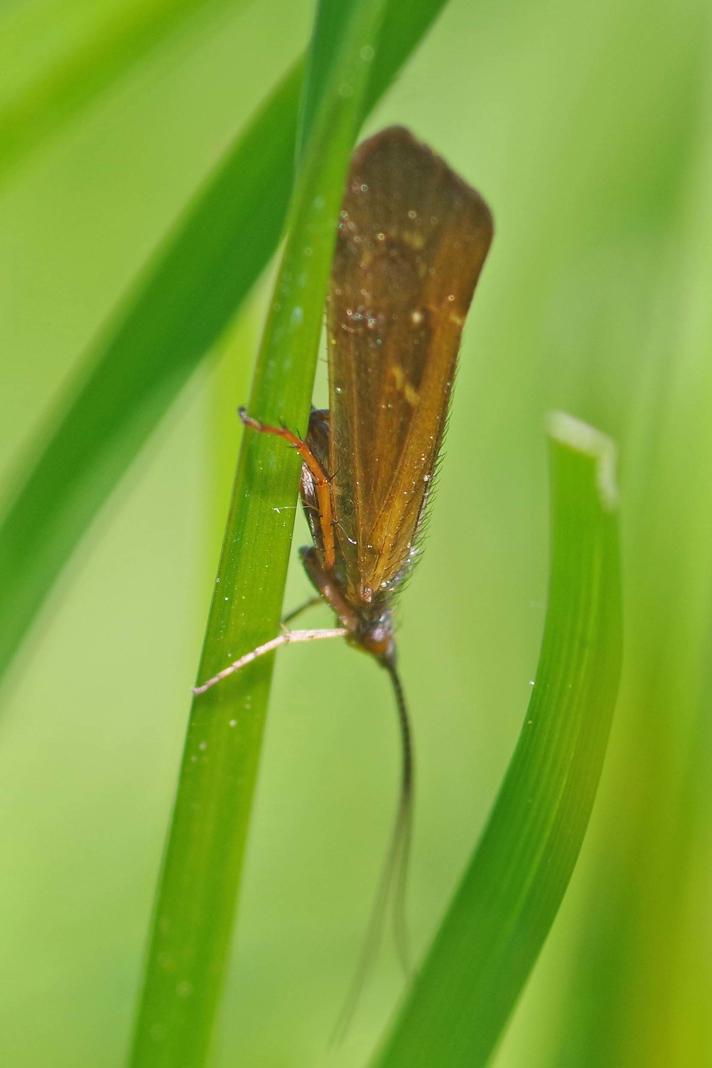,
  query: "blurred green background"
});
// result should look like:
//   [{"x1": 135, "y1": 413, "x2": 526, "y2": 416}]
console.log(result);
[{"x1": 1, "y1": 0, "x2": 710, "y2": 1065}]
